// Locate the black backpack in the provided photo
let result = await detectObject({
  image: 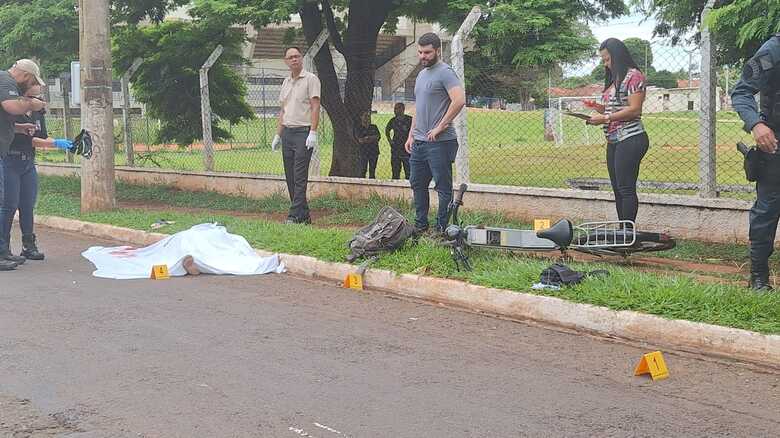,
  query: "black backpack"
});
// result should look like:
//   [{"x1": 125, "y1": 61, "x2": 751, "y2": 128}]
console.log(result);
[
  {"x1": 346, "y1": 206, "x2": 415, "y2": 263},
  {"x1": 540, "y1": 263, "x2": 609, "y2": 287}
]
